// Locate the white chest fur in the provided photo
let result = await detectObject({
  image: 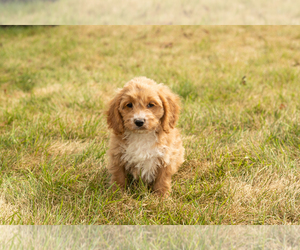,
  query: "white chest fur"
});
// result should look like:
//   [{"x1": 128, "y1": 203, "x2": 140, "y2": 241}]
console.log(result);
[{"x1": 121, "y1": 131, "x2": 166, "y2": 183}]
